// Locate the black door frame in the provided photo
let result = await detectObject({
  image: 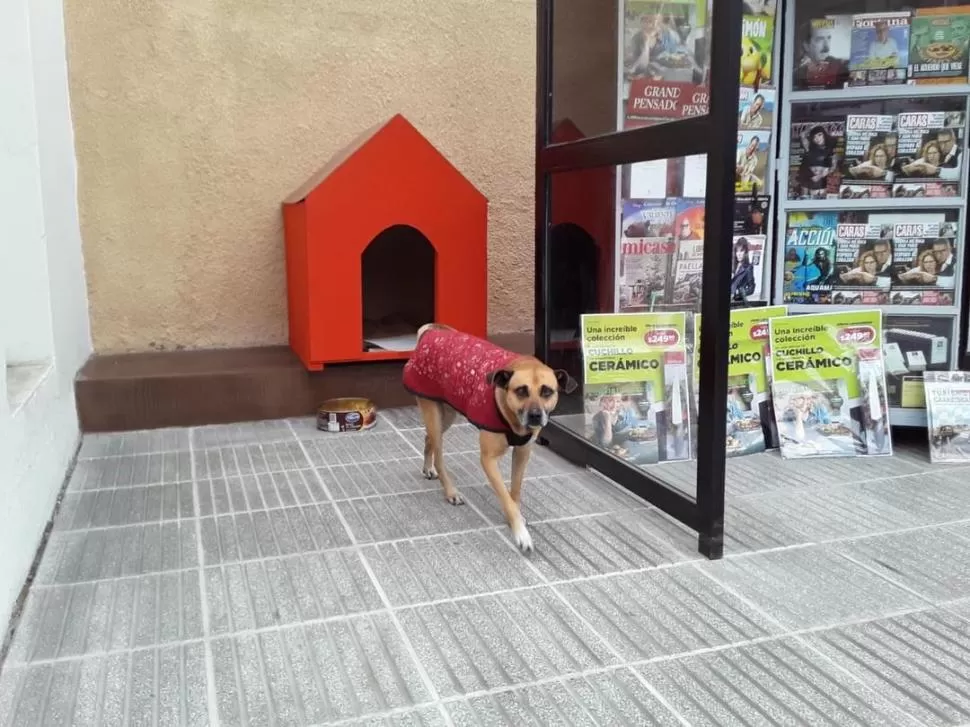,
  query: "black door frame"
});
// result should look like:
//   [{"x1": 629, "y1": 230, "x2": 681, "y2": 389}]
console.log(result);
[{"x1": 534, "y1": 0, "x2": 744, "y2": 559}]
